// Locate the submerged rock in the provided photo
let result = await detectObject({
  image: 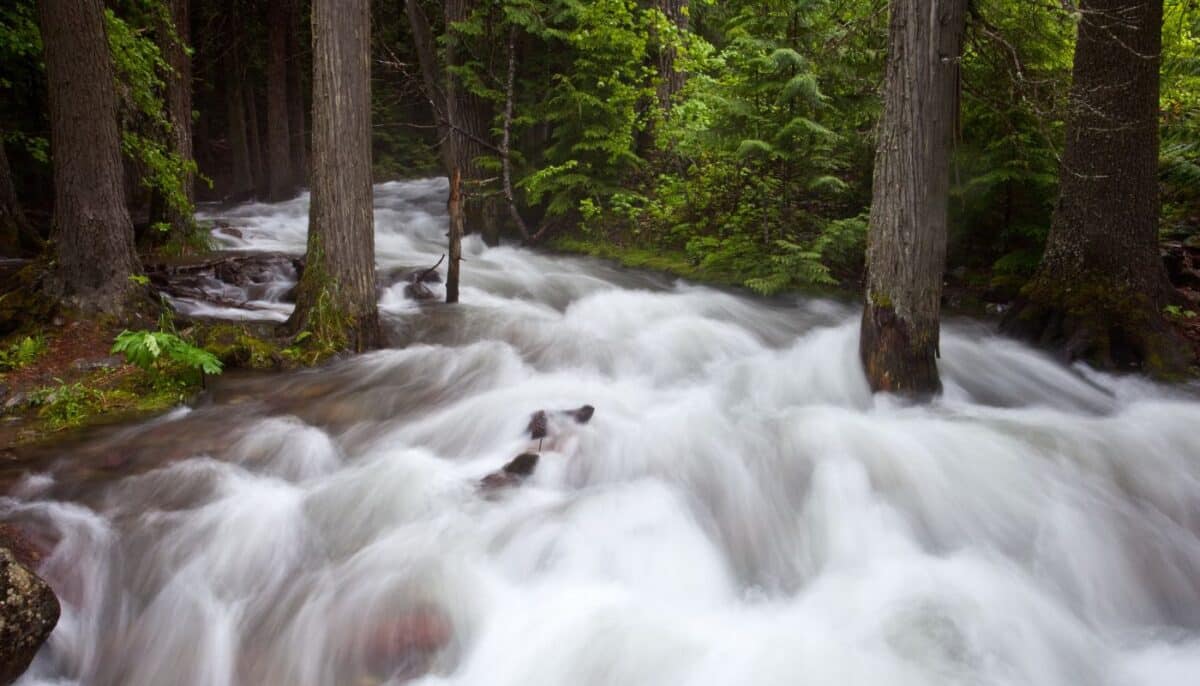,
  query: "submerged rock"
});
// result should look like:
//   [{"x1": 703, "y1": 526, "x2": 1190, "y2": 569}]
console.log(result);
[
  {"x1": 480, "y1": 453, "x2": 541, "y2": 492},
  {"x1": 0, "y1": 546, "x2": 59, "y2": 684},
  {"x1": 526, "y1": 404, "x2": 595, "y2": 440},
  {"x1": 361, "y1": 605, "x2": 452, "y2": 681},
  {"x1": 403, "y1": 281, "x2": 437, "y2": 302},
  {"x1": 483, "y1": 405, "x2": 597, "y2": 492}
]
